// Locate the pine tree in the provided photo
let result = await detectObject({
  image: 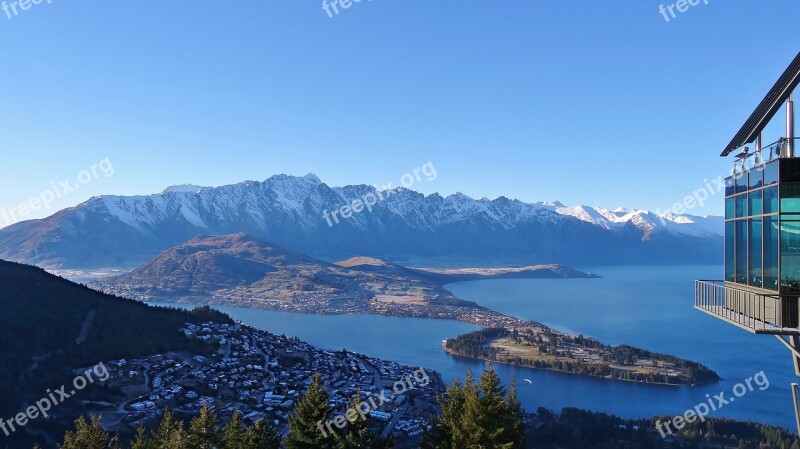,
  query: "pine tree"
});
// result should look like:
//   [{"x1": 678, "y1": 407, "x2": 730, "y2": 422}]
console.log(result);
[
  {"x1": 152, "y1": 409, "x2": 186, "y2": 449},
  {"x1": 422, "y1": 366, "x2": 525, "y2": 449},
  {"x1": 422, "y1": 371, "x2": 472, "y2": 448},
  {"x1": 335, "y1": 390, "x2": 393, "y2": 449},
  {"x1": 461, "y1": 369, "x2": 487, "y2": 448},
  {"x1": 245, "y1": 420, "x2": 281, "y2": 449},
  {"x1": 58, "y1": 416, "x2": 114, "y2": 449},
  {"x1": 187, "y1": 405, "x2": 219, "y2": 449},
  {"x1": 221, "y1": 411, "x2": 247, "y2": 449},
  {"x1": 469, "y1": 364, "x2": 523, "y2": 449},
  {"x1": 506, "y1": 377, "x2": 526, "y2": 448},
  {"x1": 284, "y1": 373, "x2": 336, "y2": 449},
  {"x1": 130, "y1": 425, "x2": 155, "y2": 449}
]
